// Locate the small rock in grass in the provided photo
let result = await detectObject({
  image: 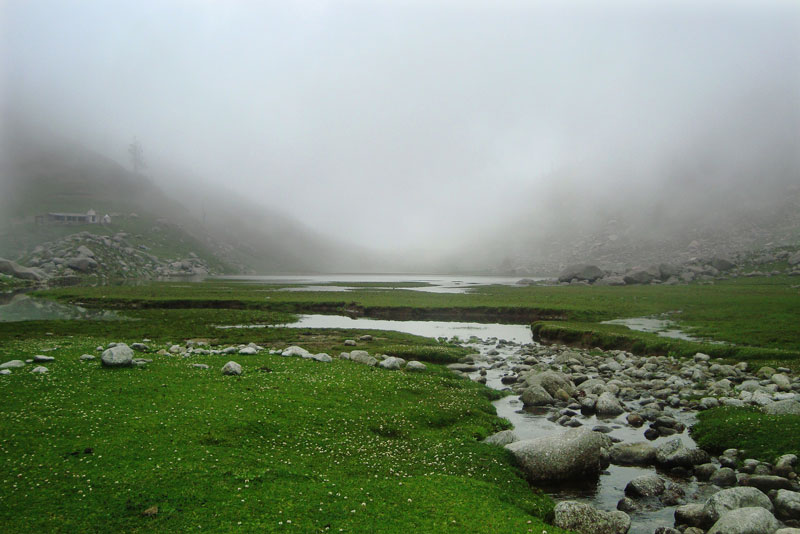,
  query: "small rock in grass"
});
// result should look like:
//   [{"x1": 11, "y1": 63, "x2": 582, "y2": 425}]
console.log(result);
[
  {"x1": 312, "y1": 353, "x2": 332, "y2": 363},
  {"x1": 142, "y1": 505, "x2": 158, "y2": 517},
  {"x1": 131, "y1": 343, "x2": 149, "y2": 352},
  {"x1": 405, "y1": 361, "x2": 426, "y2": 371},
  {"x1": 191, "y1": 363, "x2": 209, "y2": 369},
  {"x1": 101, "y1": 344, "x2": 134, "y2": 367},
  {"x1": 80, "y1": 354, "x2": 95, "y2": 361},
  {"x1": 238, "y1": 347, "x2": 258, "y2": 355},
  {"x1": 358, "y1": 335, "x2": 373, "y2": 341},
  {"x1": 221, "y1": 361, "x2": 242, "y2": 375},
  {"x1": 0, "y1": 360, "x2": 26, "y2": 369},
  {"x1": 483, "y1": 430, "x2": 518, "y2": 446},
  {"x1": 30, "y1": 366, "x2": 48, "y2": 374},
  {"x1": 344, "y1": 340, "x2": 357, "y2": 346},
  {"x1": 0, "y1": 369, "x2": 11, "y2": 375},
  {"x1": 33, "y1": 355, "x2": 55, "y2": 362}
]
